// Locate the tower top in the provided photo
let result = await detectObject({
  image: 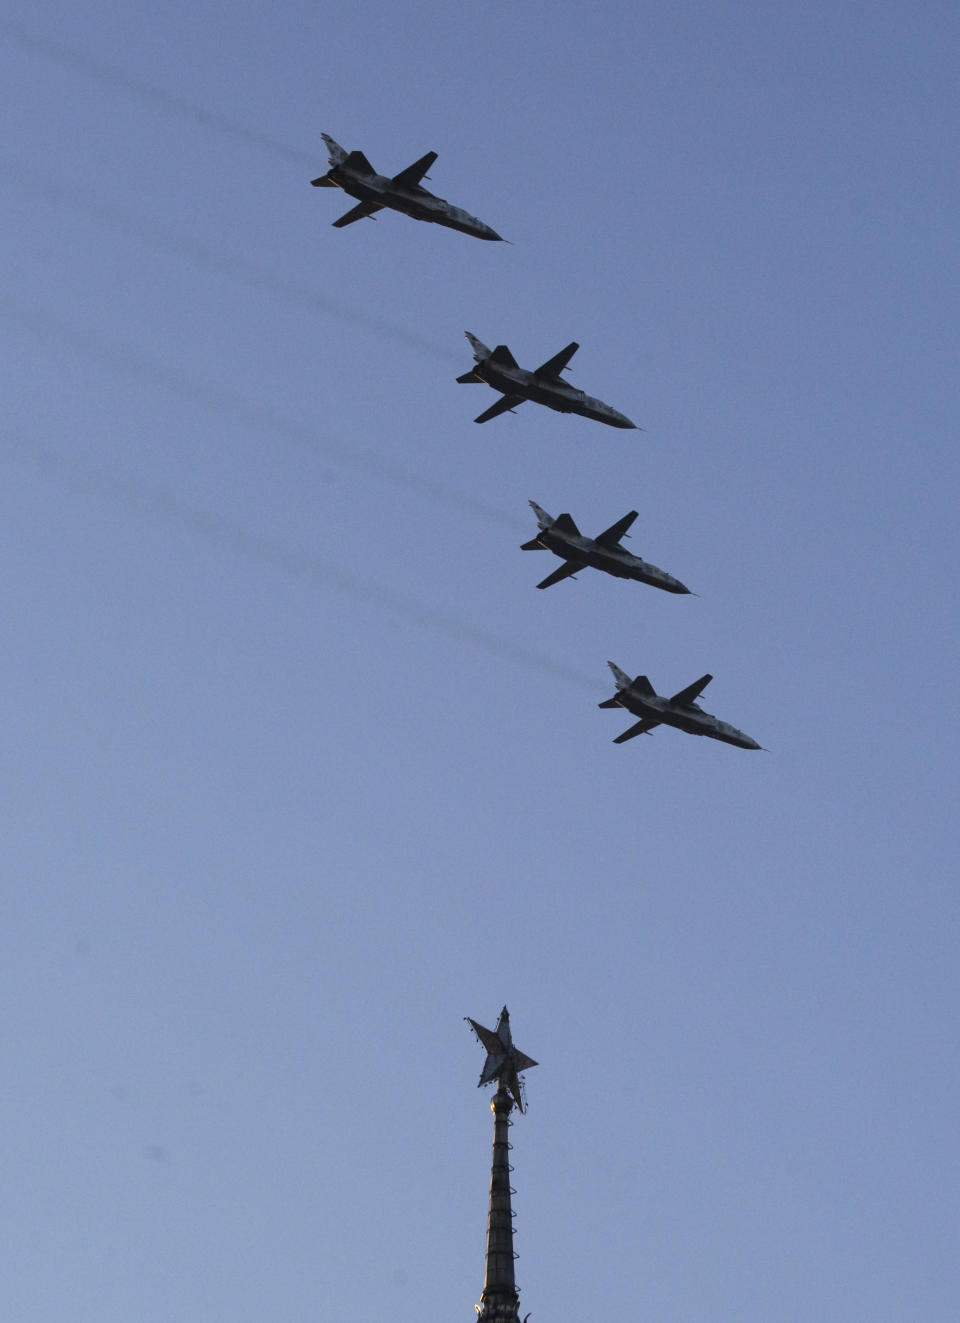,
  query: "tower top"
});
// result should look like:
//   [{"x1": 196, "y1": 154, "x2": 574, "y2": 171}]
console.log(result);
[
  {"x1": 466, "y1": 1008, "x2": 538, "y2": 1323},
  {"x1": 466, "y1": 1005, "x2": 538, "y2": 1112}
]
